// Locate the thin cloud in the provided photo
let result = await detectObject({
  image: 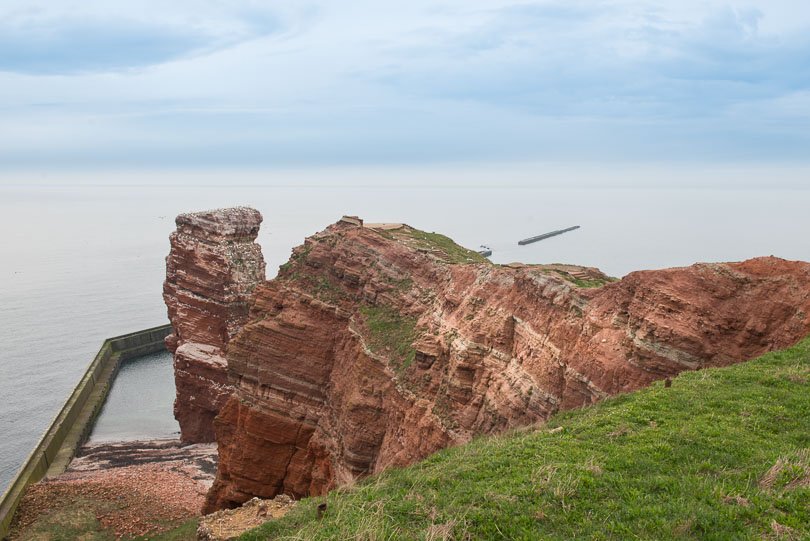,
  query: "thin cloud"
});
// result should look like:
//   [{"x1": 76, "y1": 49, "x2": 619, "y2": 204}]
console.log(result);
[
  {"x1": 0, "y1": 0, "x2": 808, "y2": 168},
  {"x1": 0, "y1": 11, "x2": 283, "y2": 75},
  {"x1": 364, "y1": 3, "x2": 810, "y2": 118}
]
